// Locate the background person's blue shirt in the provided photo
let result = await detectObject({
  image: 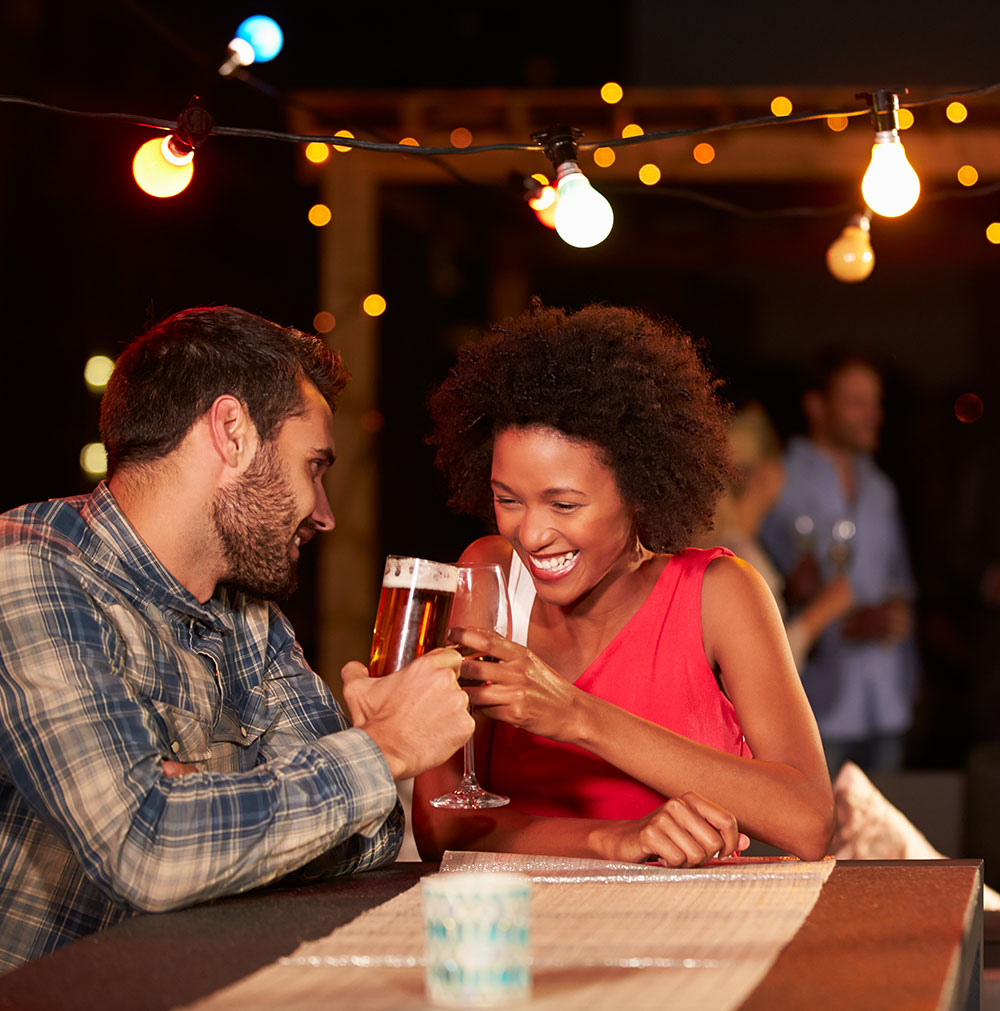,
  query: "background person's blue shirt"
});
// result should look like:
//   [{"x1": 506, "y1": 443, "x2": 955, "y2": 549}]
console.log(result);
[{"x1": 761, "y1": 436, "x2": 919, "y2": 741}]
